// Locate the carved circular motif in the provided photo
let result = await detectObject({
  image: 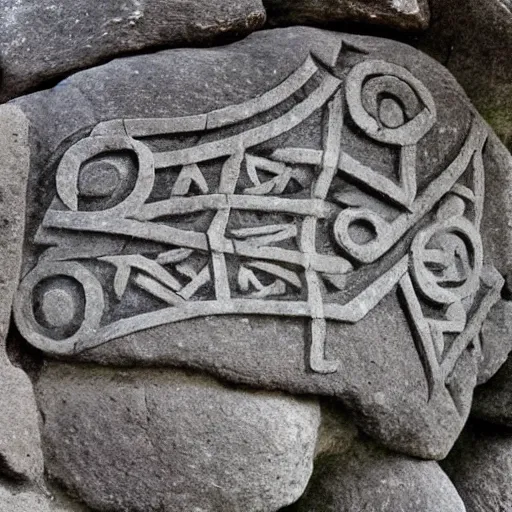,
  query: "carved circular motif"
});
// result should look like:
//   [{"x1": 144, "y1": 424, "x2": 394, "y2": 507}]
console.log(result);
[
  {"x1": 346, "y1": 60, "x2": 437, "y2": 146},
  {"x1": 78, "y1": 161, "x2": 121, "y2": 198},
  {"x1": 333, "y1": 208, "x2": 391, "y2": 263},
  {"x1": 13, "y1": 261, "x2": 105, "y2": 355},
  {"x1": 410, "y1": 217, "x2": 483, "y2": 305},
  {"x1": 56, "y1": 135, "x2": 155, "y2": 215}
]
